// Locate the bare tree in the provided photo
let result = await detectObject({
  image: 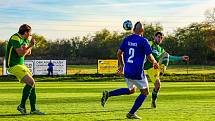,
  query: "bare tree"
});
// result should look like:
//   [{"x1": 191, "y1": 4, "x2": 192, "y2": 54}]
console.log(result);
[{"x1": 205, "y1": 8, "x2": 215, "y2": 24}]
